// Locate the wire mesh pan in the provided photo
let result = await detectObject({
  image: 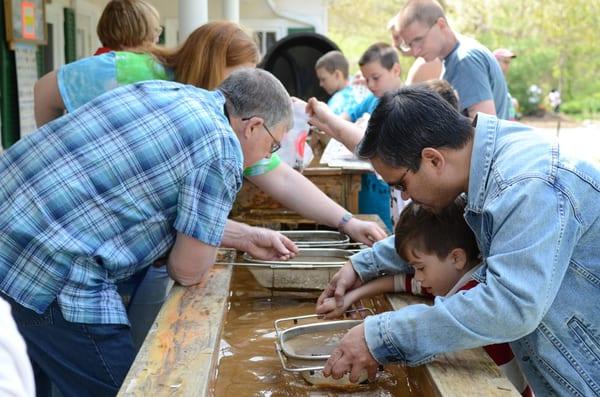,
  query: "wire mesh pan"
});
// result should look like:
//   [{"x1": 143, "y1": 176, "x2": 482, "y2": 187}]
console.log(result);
[
  {"x1": 241, "y1": 249, "x2": 351, "y2": 290},
  {"x1": 274, "y1": 310, "x2": 378, "y2": 386},
  {"x1": 242, "y1": 248, "x2": 351, "y2": 266},
  {"x1": 279, "y1": 231, "x2": 350, "y2": 248}
]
